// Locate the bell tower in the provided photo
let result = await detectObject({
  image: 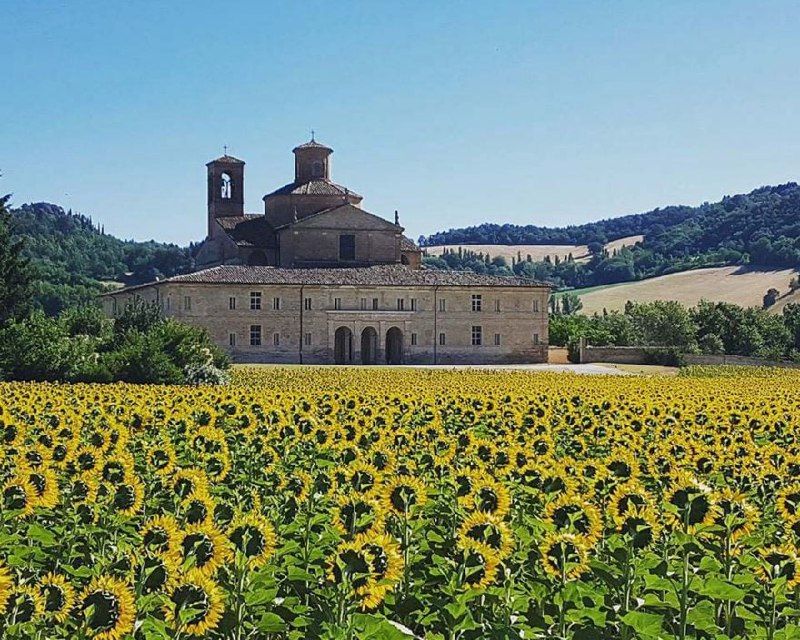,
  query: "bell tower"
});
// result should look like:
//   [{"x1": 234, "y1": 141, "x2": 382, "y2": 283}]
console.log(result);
[
  {"x1": 293, "y1": 136, "x2": 333, "y2": 183},
  {"x1": 206, "y1": 153, "x2": 245, "y2": 235}
]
